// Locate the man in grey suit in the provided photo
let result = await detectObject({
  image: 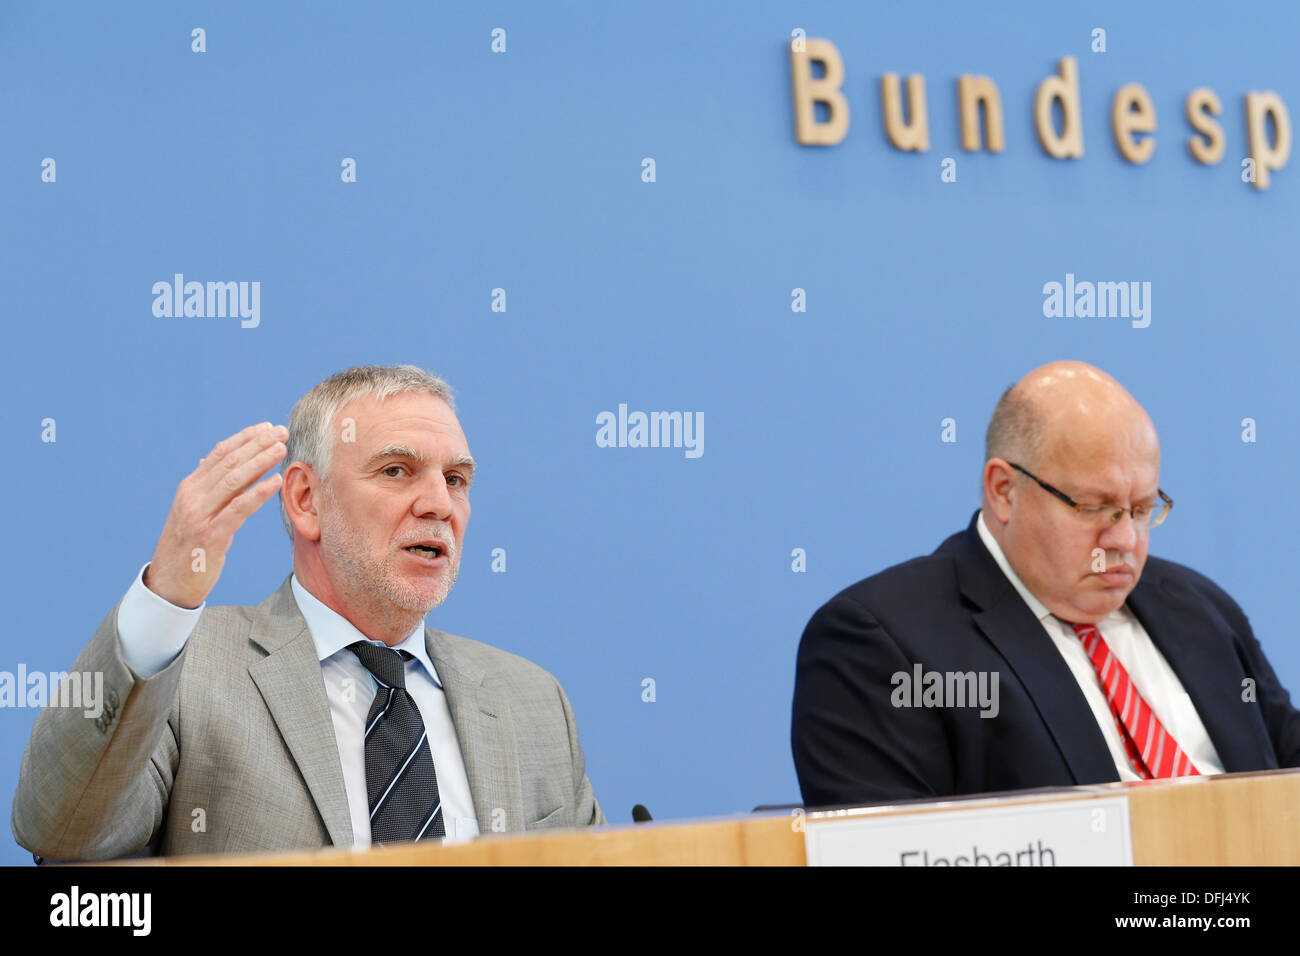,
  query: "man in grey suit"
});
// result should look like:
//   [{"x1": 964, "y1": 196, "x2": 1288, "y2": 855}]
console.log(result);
[{"x1": 12, "y1": 364, "x2": 605, "y2": 860}]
